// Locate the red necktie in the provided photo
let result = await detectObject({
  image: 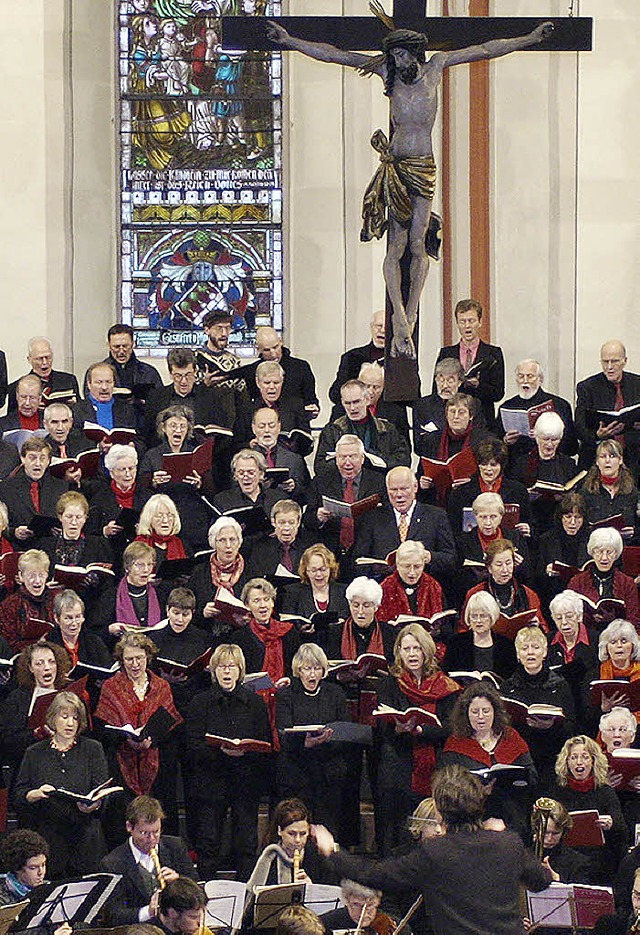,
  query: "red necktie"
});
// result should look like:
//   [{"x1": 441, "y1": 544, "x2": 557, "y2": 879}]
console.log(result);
[
  {"x1": 265, "y1": 449, "x2": 275, "y2": 469},
  {"x1": 340, "y1": 479, "x2": 356, "y2": 549},
  {"x1": 59, "y1": 444, "x2": 67, "y2": 459},
  {"x1": 30, "y1": 482, "x2": 40, "y2": 512},
  {"x1": 281, "y1": 543, "x2": 293, "y2": 573}
]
